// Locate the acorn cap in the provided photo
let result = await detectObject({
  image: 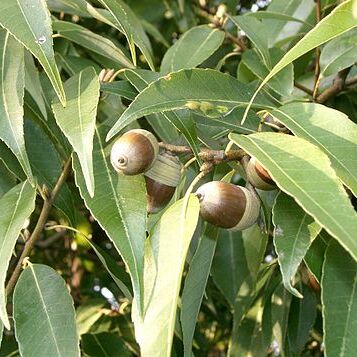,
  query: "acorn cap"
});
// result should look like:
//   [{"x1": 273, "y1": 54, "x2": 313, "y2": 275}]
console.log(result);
[
  {"x1": 195, "y1": 181, "x2": 260, "y2": 231},
  {"x1": 110, "y1": 129, "x2": 159, "y2": 175},
  {"x1": 246, "y1": 157, "x2": 276, "y2": 191},
  {"x1": 144, "y1": 152, "x2": 181, "y2": 187}
]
